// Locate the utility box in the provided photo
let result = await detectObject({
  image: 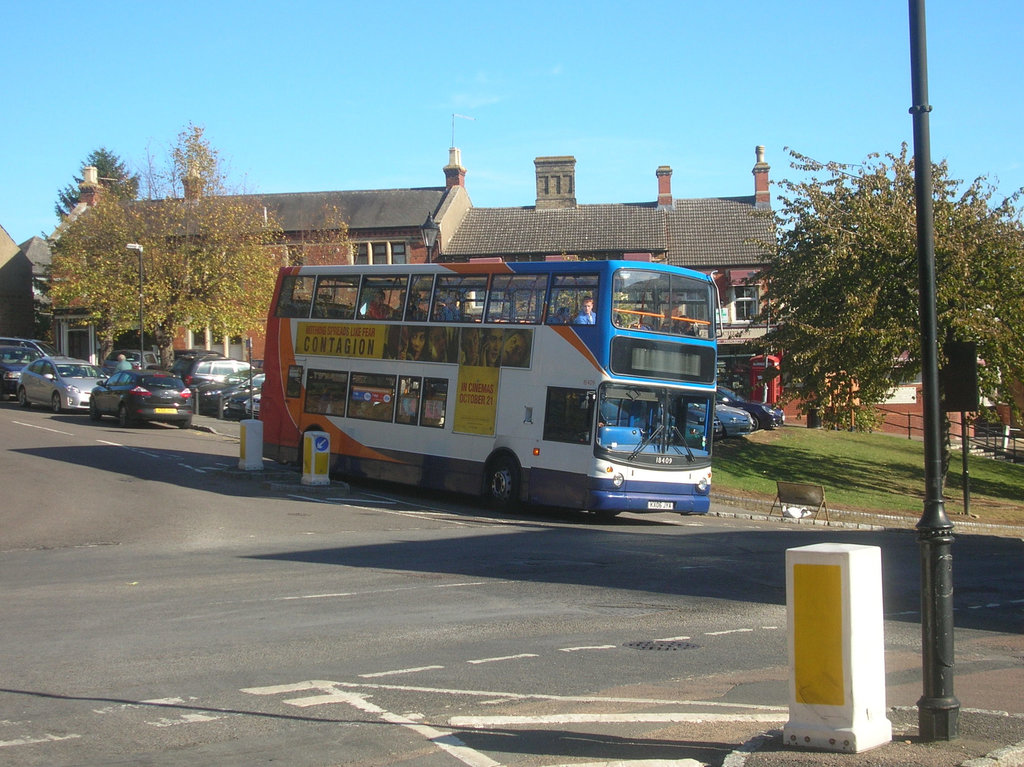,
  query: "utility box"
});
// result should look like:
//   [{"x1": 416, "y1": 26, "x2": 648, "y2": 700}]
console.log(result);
[{"x1": 784, "y1": 543, "x2": 892, "y2": 753}]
